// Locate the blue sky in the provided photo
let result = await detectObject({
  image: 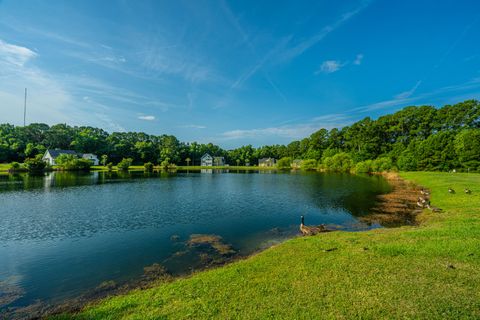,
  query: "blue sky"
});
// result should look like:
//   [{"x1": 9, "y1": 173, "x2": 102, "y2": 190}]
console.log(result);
[{"x1": 1, "y1": 0, "x2": 480, "y2": 148}]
